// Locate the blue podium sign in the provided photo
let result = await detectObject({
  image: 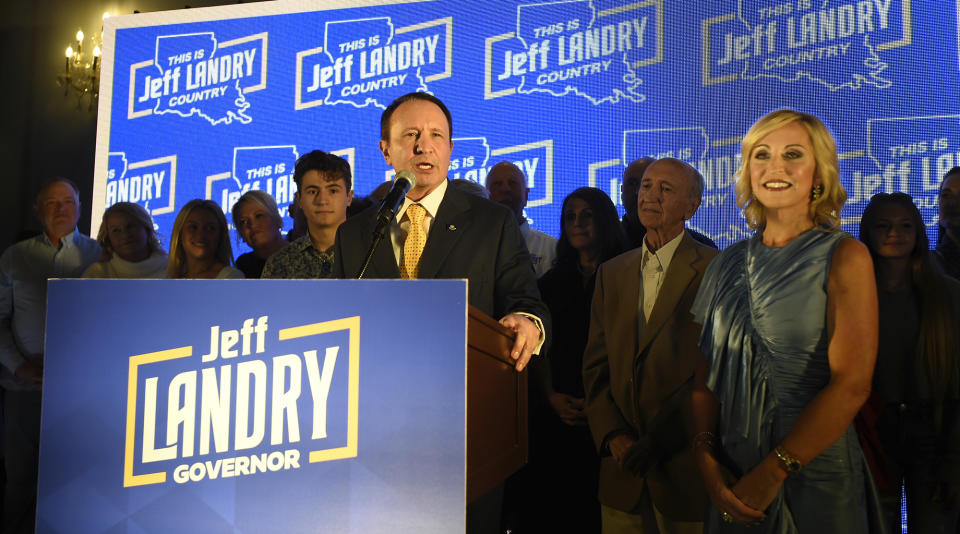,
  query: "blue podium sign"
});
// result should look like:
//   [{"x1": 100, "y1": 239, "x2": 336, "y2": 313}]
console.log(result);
[{"x1": 38, "y1": 279, "x2": 467, "y2": 533}]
